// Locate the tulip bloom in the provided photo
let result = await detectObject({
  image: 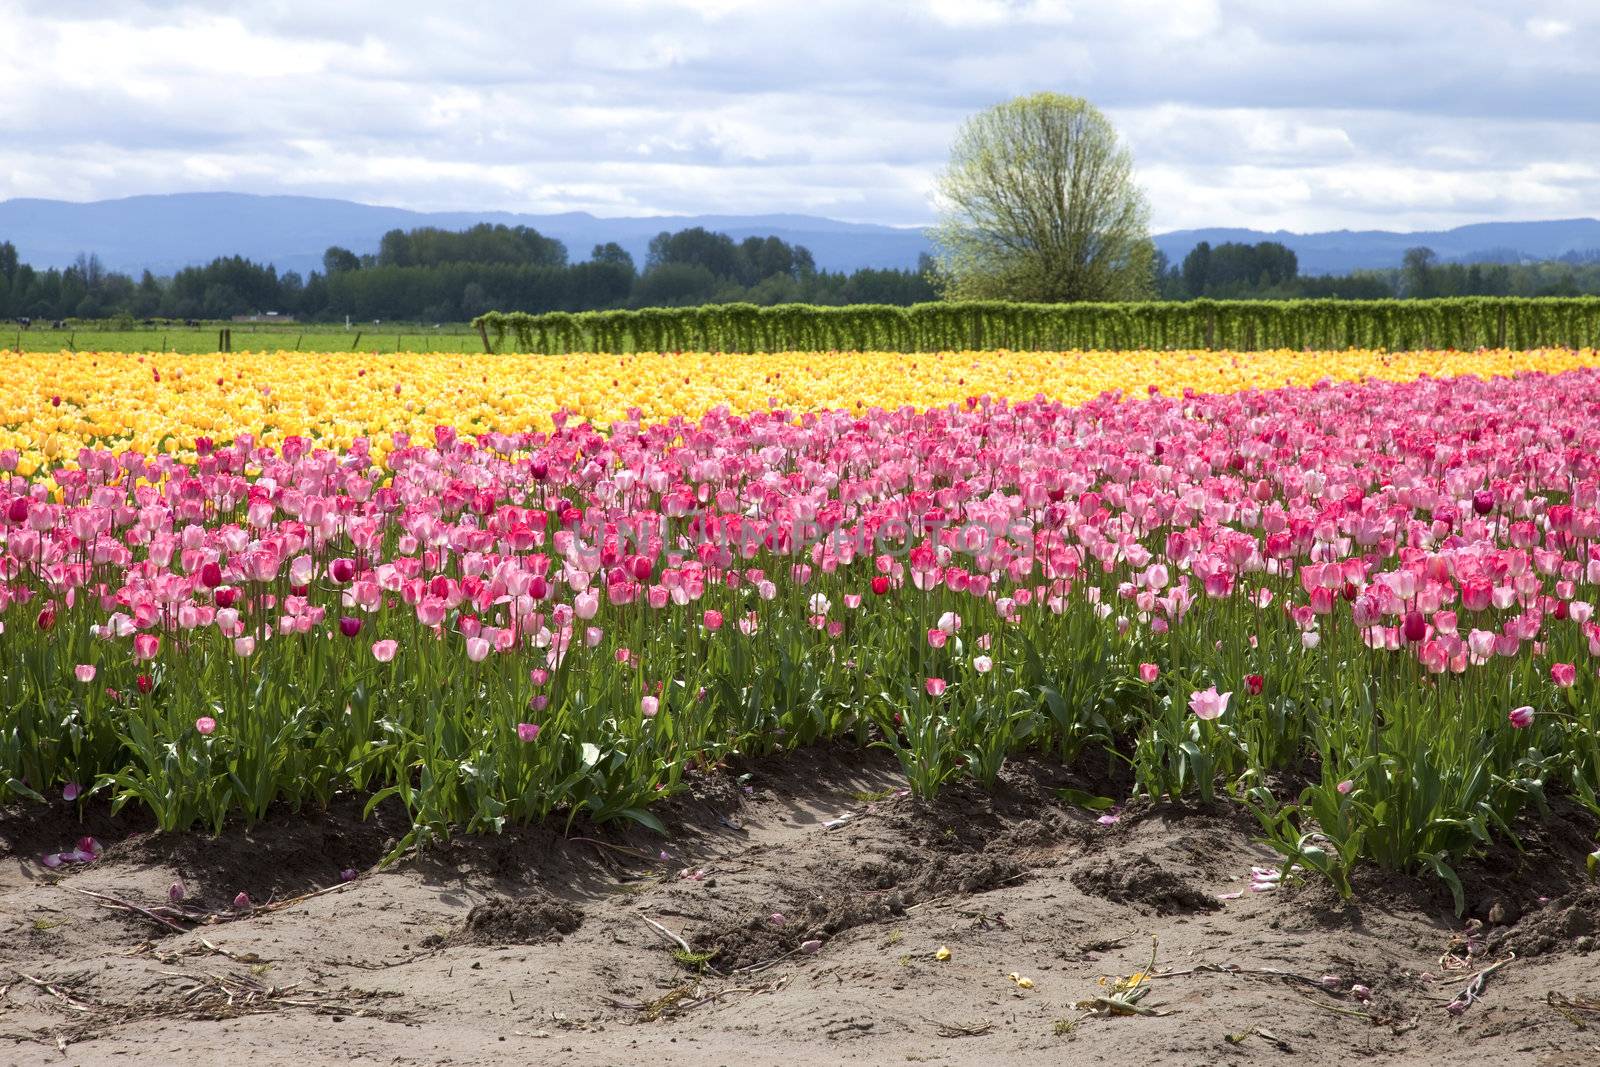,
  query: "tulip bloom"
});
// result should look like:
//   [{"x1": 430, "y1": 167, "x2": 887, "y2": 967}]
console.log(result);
[
  {"x1": 1550, "y1": 663, "x2": 1576, "y2": 688},
  {"x1": 371, "y1": 639, "x2": 398, "y2": 663},
  {"x1": 1189, "y1": 687, "x2": 1231, "y2": 720},
  {"x1": 925, "y1": 677, "x2": 947, "y2": 697},
  {"x1": 195, "y1": 716, "x2": 217, "y2": 735},
  {"x1": 1138, "y1": 662, "x2": 1160, "y2": 684},
  {"x1": 1508, "y1": 705, "x2": 1535, "y2": 729},
  {"x1": 516, "y1": 722, "x2": 541, "y2": 742}
]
